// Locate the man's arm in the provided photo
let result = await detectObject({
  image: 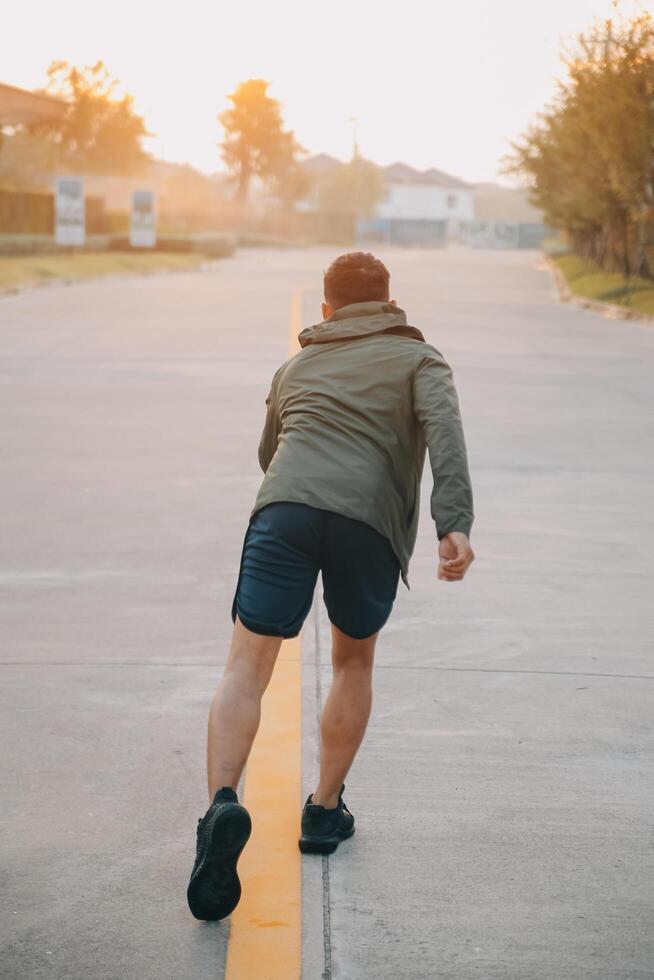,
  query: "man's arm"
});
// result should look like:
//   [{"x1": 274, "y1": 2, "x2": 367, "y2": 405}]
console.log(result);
[
  {"x1": 257, "y1": 376, "x2": 282, "y2": 473},
  {"x1": 412, "y1": 351, "x2": 475, "y2": 580}
]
